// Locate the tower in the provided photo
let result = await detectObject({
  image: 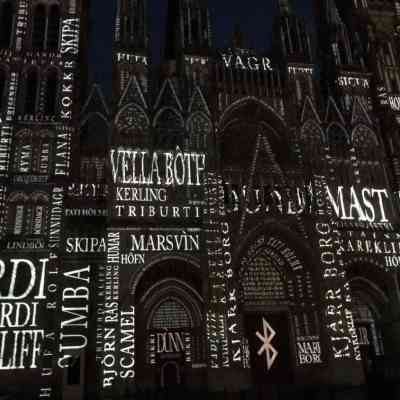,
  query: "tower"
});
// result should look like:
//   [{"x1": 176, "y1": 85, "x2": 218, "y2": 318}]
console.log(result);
[
  {"x1": 0, "y1": 0, "x2": 88, "y2": 398},
  {"x1": 113, "y1": 0, "x2": 150, "y2": 150},
  {"x1": 165, "y1": 0, "x2": 211, "y2": 60},
  {"x1": 315, "y1": 0, "x2": 371, "y2": 111},
  {"x1": 113, "y1": 0, "x2": 149, "y2": 98},
  {"x1": 0, "y1": 2, "x2": 86, "y2": 242},
  {"x1": 163, "y1": 0, "x2": 212, "y2": 91},
  {"x1": 336, "y1": 0, "x2": 400, "y2": 192},
  {"x1": 273, "y1": 0, "x2": 315, "y2": 108}
]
